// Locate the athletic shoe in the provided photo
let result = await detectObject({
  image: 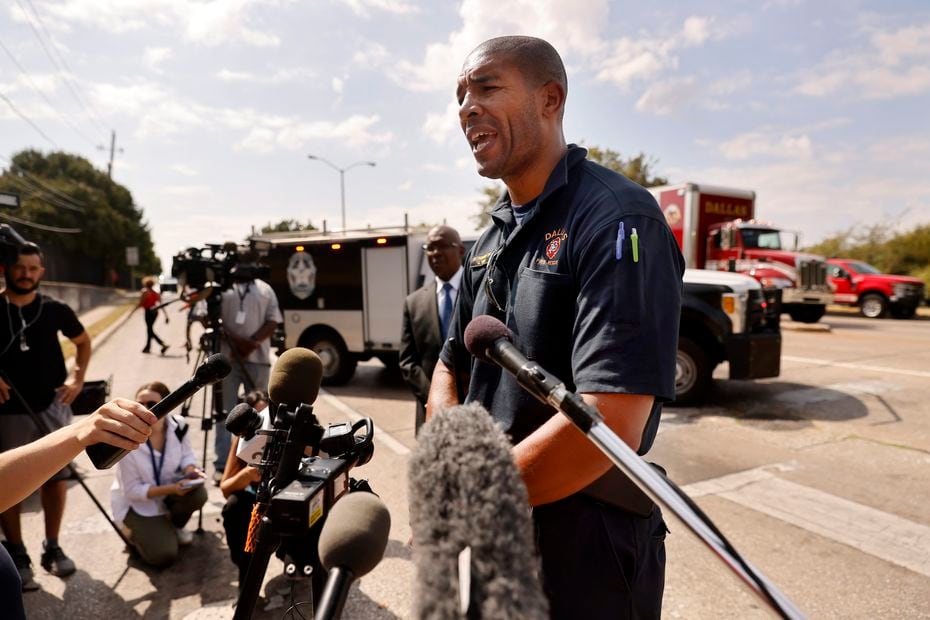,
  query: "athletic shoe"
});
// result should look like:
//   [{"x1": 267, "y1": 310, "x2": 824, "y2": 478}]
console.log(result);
[
  {"x1": 141, "y1": 348, "x2": 151, "y2": 354},
  {"x1": 2, "y1": 541, "x2": 38, "y2": 591},
  {"x1": 176, "y1": 528, "x2": 194, "y2": 546},
  {"x1": 40, "y1": 542, "x2": 76, "y2": 577},
  {"x1": 161, "y1": 344, "x2": 170, "y2": 355},
  {"x1": 212, "y1": 470, "x2": 224, "y2": 485}
]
